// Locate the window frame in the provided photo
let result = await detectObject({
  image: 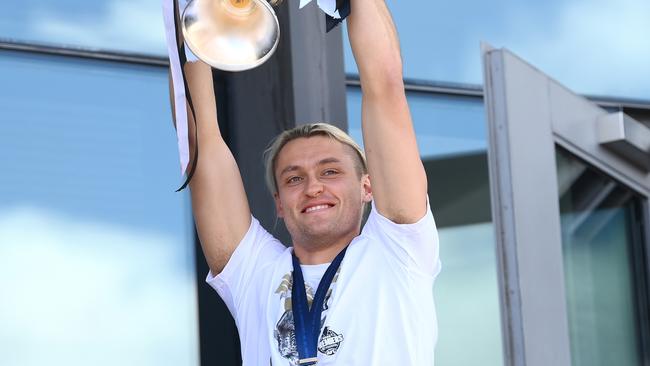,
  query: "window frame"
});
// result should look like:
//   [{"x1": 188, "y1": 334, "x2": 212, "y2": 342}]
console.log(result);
[{"x1": 482, "y1": 44, "x2": 650, "y2": 366}]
